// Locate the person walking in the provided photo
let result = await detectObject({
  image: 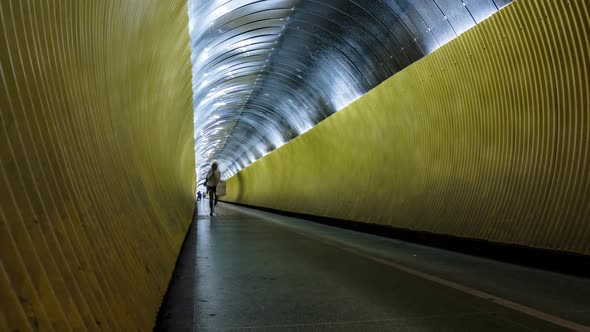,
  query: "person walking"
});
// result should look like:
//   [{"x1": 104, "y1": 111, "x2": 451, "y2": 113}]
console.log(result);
[{"x1": 205, "y1": 162, "x2": 221, "y2": 216}]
